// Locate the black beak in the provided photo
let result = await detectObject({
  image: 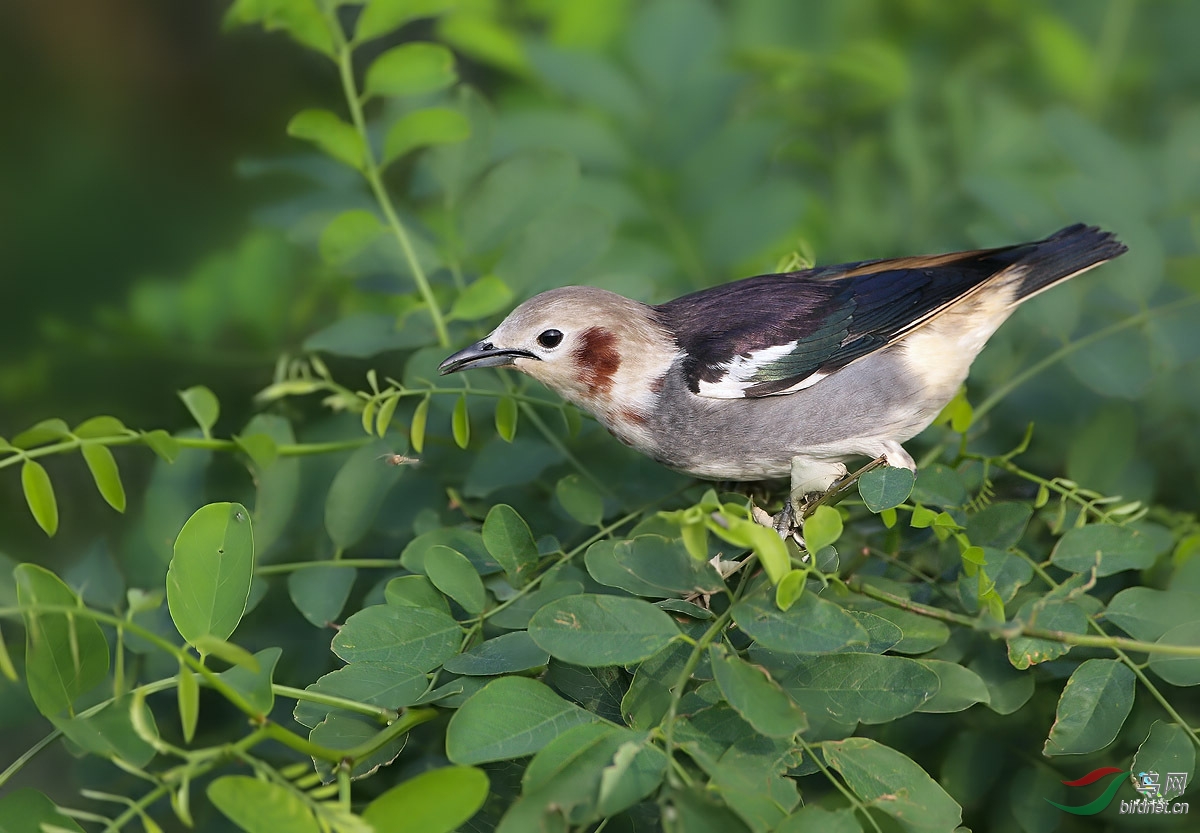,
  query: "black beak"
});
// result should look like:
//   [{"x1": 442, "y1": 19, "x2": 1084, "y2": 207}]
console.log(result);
[{"x1": 438, "y1": 341, "x2": 538, "y2": 375}]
